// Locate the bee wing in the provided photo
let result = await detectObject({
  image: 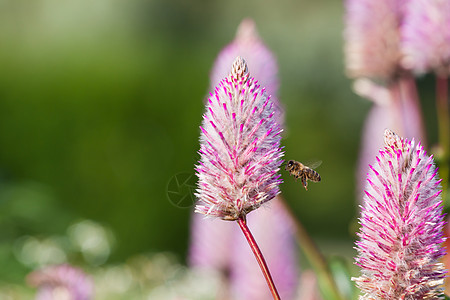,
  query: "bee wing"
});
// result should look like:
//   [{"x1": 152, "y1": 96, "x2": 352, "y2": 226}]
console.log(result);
[{"x1": 307, "y1": 160, "x2": 322, "y2": 169}]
